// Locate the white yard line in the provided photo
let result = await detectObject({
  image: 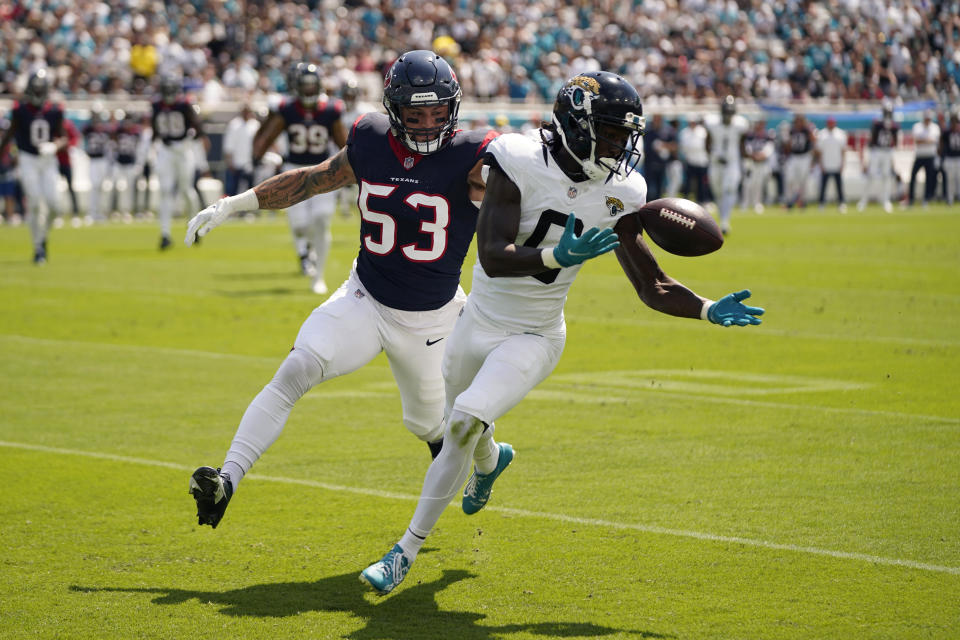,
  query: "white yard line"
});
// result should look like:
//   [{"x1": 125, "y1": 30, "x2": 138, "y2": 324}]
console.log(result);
[{"x1": 1, "y1": 439, "x2": 958, "y2": 576}]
